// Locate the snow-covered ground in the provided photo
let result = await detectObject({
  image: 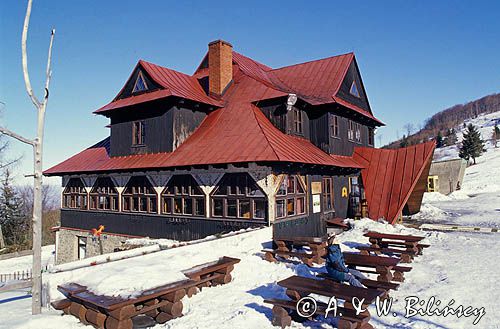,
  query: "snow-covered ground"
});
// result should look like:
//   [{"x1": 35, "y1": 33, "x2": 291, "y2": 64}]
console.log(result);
[
  {"x1": 1, "y1": 221, "x2": 498, "y2": 329},
  {"x1": 414, "y1": 110, "x2": 500, "y2": 228},
  {"x1": 0, "y1": 245, "x2": 55, "y2": 275}
]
